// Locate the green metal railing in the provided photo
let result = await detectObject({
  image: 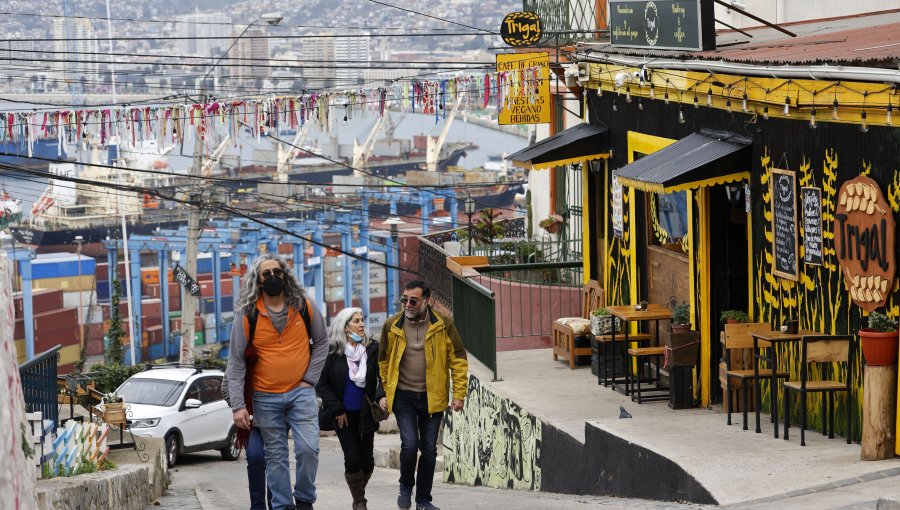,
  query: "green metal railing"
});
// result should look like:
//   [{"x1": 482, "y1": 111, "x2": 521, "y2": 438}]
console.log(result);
[{"x1": 451, "y1": 274, "x2": 498, "y2": 380}]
